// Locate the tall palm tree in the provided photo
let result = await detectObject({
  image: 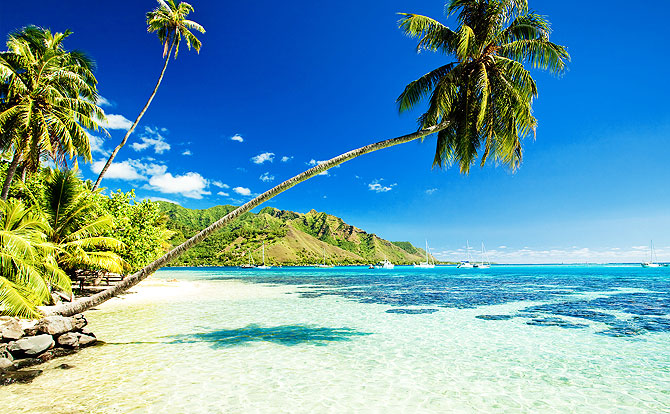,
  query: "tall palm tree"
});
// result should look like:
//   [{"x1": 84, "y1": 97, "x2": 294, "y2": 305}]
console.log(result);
[
  {"x1": 47, "y1": 0, "x2": 568, "y2": 317},
  {"x1": 92, "y1": 0, "x2": 205, "y2": 190},
  {"x1": 40, "y1": 169, "x2": 126, "y2": 274},
  {"x1": 0, "y1": 26, "x2": 105, "y2": 200},
  {"x1": 0, "y1": 199, "x2": 69, "y2": 318}
]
